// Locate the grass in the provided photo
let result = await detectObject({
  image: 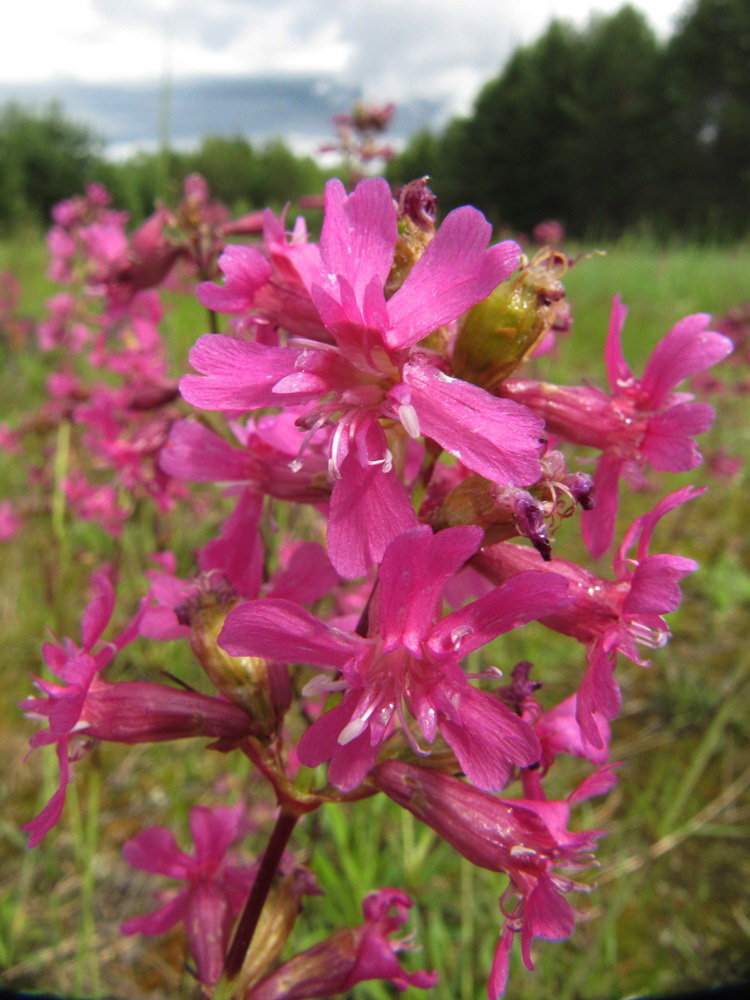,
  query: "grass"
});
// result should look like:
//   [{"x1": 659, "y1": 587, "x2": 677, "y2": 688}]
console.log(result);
[{"x1": 1, "y1": 233, "x2": 749, "y2": 999}]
